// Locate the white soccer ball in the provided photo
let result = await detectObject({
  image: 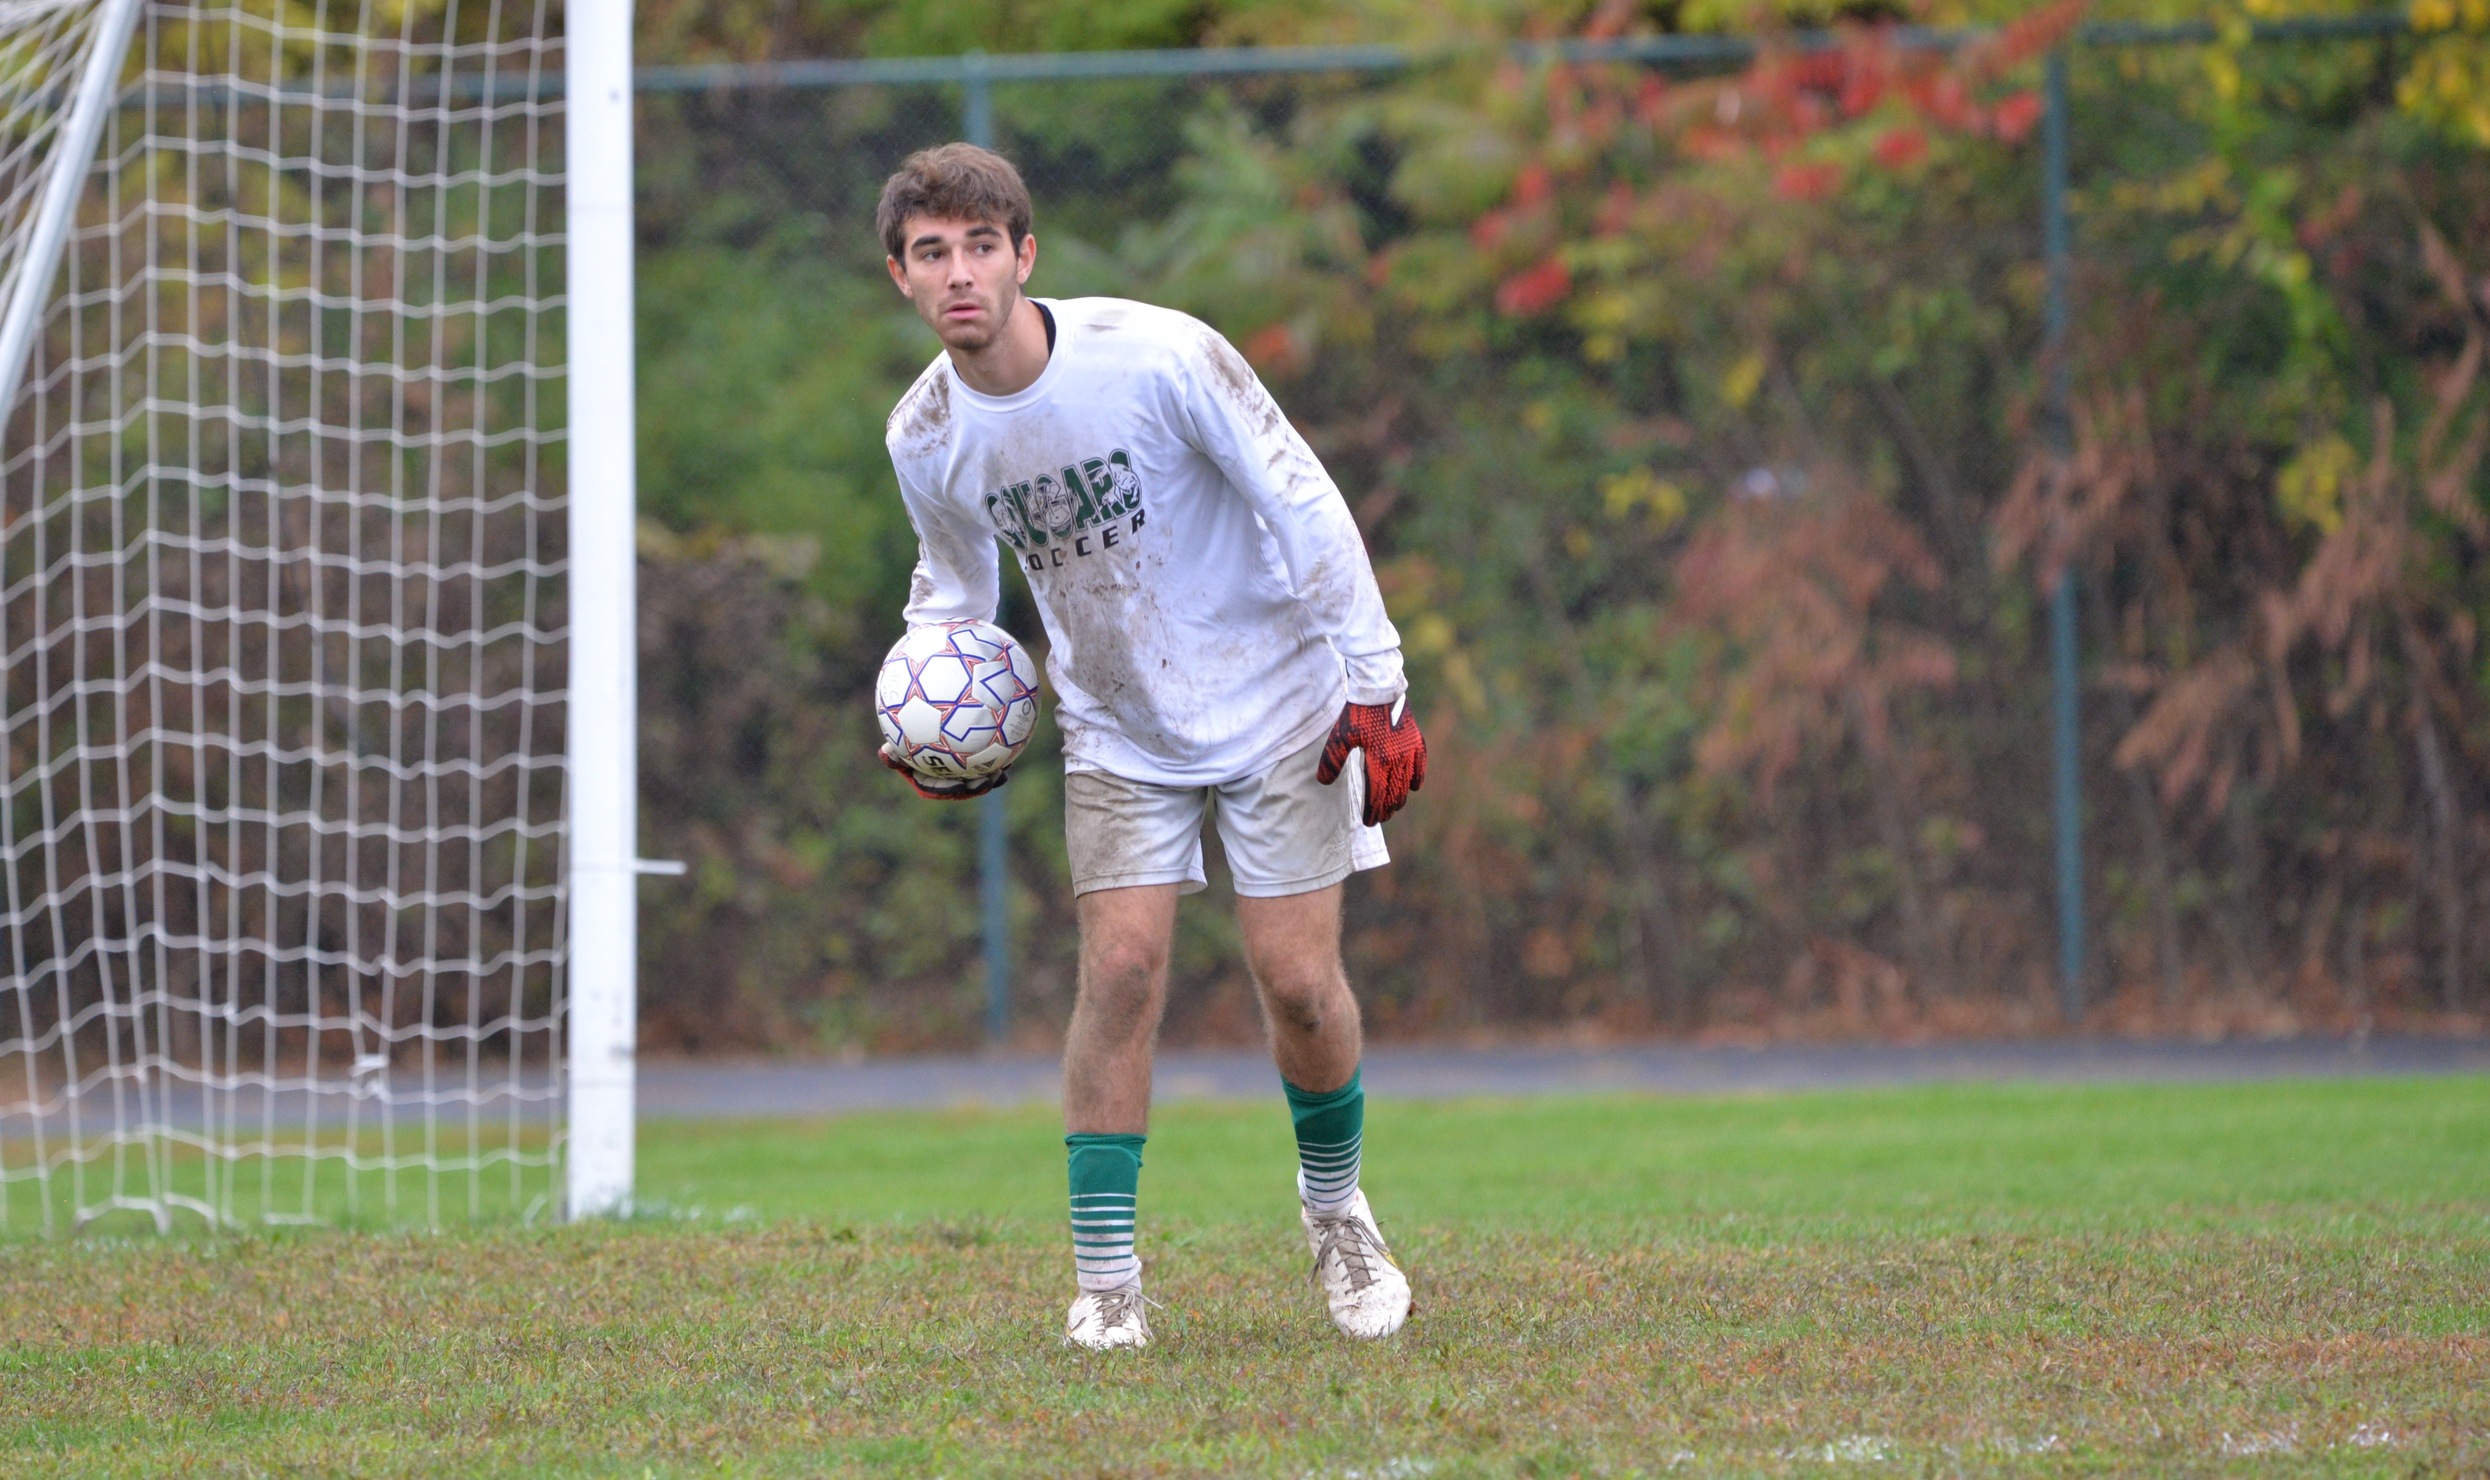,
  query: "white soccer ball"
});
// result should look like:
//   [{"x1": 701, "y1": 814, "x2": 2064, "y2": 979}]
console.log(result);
[{"x1": 874, "y1": 620, "x2": 1041, "y2": 779}]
